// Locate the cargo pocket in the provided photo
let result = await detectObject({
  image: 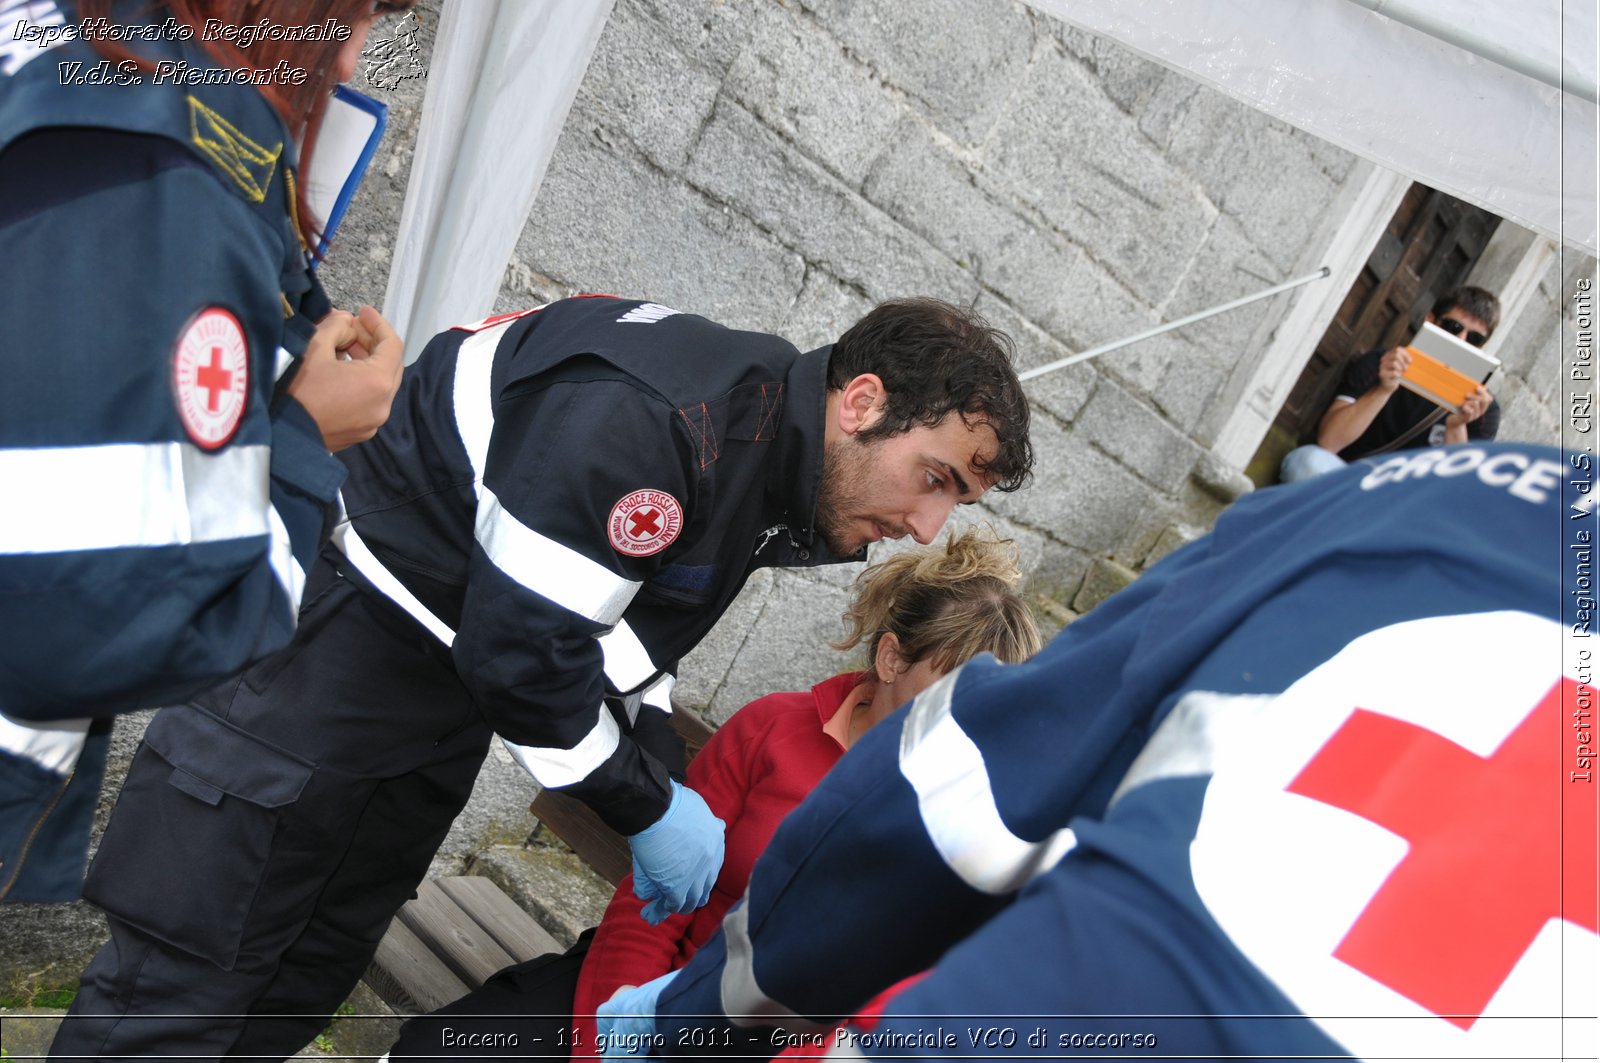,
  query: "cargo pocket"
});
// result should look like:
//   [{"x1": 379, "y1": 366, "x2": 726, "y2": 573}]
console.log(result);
[{"x1": 83, "y1": 707, "x2": 313, "y2": 970}]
